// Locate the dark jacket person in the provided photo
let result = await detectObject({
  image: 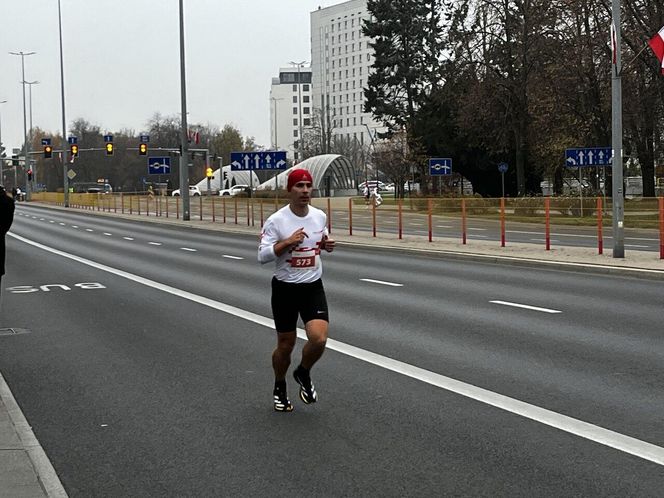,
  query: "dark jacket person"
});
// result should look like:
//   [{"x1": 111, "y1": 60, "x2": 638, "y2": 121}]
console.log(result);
[{"x1": 0, "y1": 186, "x2": 16, "y2": 300}]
